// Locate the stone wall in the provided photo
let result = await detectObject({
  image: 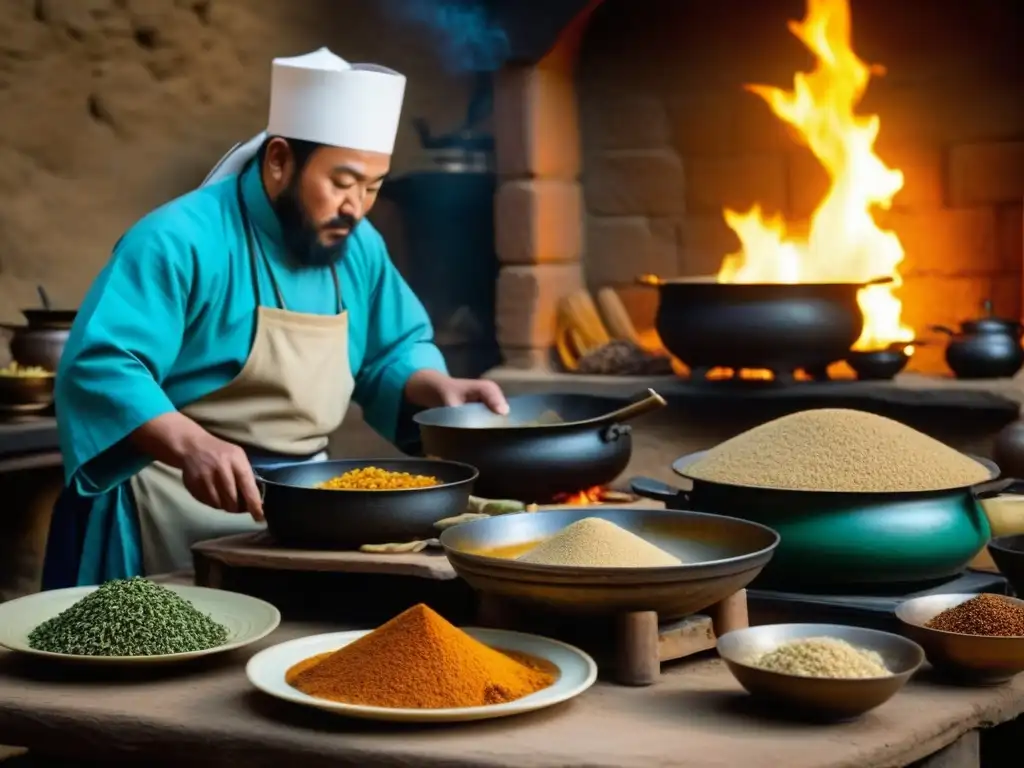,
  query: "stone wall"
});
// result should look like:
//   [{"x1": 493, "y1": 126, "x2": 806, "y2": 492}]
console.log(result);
[
  {"x1": 0, "y1": 0, "x2": 475, "y2": 324},
  {"x1": 576, "y1": 0, "x2": 1024, "y2": 374}
]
